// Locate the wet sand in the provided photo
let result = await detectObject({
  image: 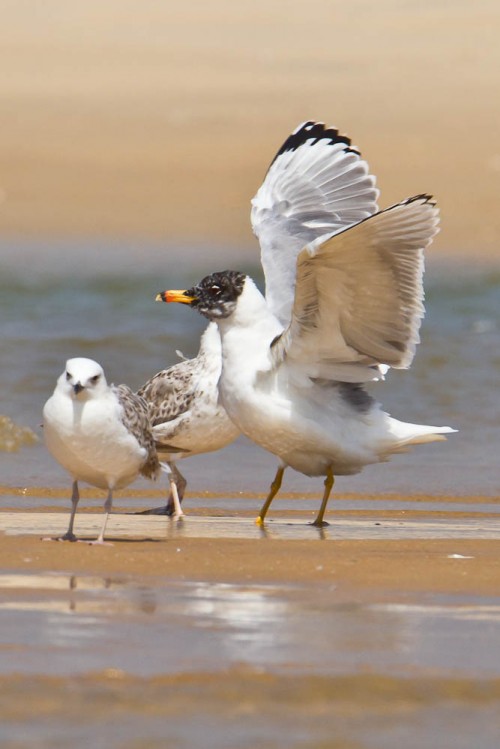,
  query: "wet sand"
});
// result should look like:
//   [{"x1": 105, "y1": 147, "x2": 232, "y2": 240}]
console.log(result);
[
  {"x1": 1, "y1": 484, "x2": 499, "y2": 596},
  {"x1": 2, "y1": 530, "x2": 500, "y2": 597},
  {"x1": 1, "y1": 496, "x2": 500, "y2": 596}
]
